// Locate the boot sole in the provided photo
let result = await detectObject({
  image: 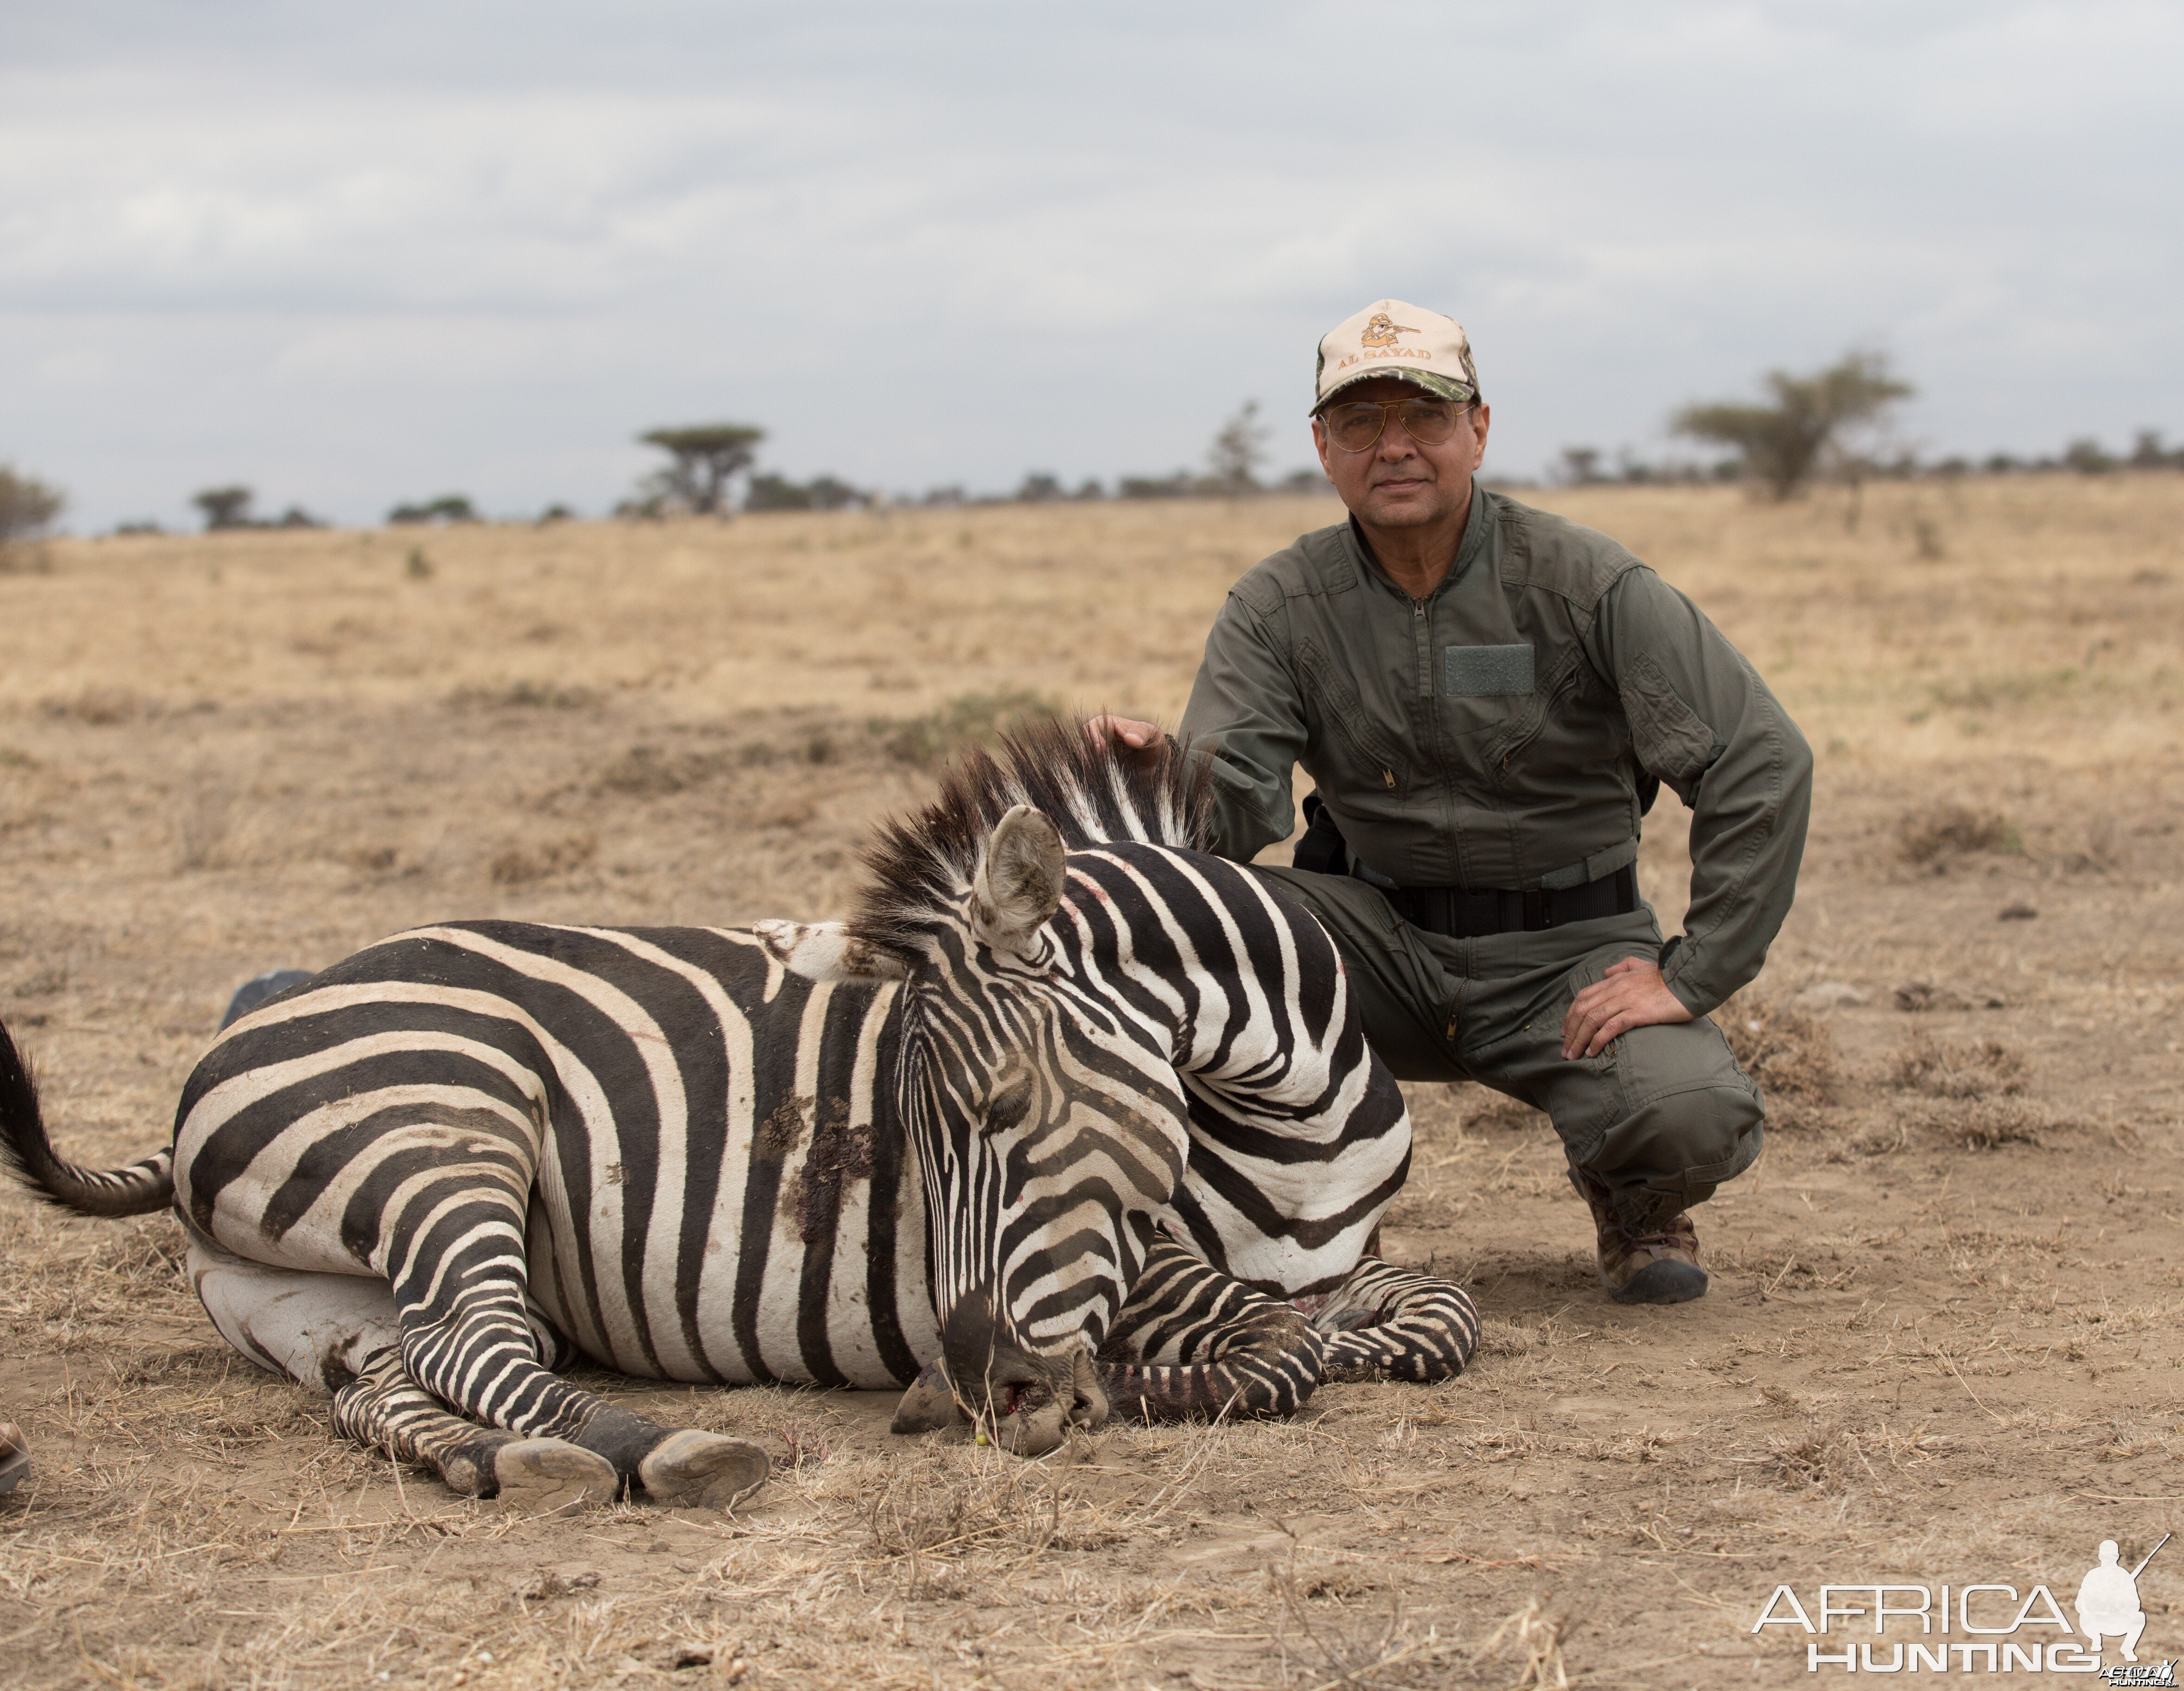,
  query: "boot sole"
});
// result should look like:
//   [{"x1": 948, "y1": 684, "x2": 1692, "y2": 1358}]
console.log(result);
[{"x1": 1608, "y1": 1259, "x2": 1709, "y2": 1305}]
